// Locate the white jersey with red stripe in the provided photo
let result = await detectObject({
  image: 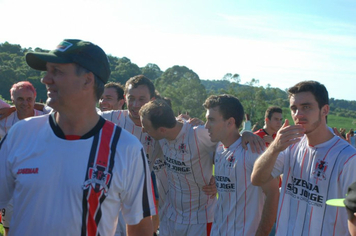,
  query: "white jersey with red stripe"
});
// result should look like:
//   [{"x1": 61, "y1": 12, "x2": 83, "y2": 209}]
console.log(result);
[
  {"x1": 0, "y1": 109, "x2": 44, "y2": 139},
  {"x1": 0, "y1": 114, "x2": 156, "y2": 236},
  {"x1": 160, "y1": 121, "x2": 217, "y2": 224},
  {"x1": 101, "y1": 110, "x2": 163, "y2": 171},
  {"x1": 211, "y1": 138, "x2": 264, "y2": 235},
  {"x1": 271, "y1": 134, "x2": 356, "y2": 236}
]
